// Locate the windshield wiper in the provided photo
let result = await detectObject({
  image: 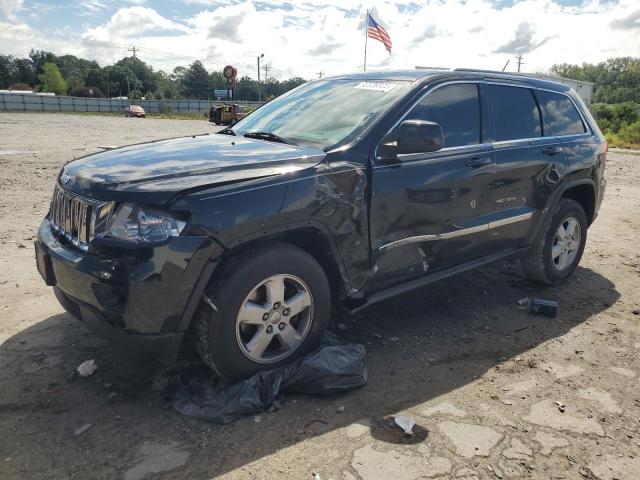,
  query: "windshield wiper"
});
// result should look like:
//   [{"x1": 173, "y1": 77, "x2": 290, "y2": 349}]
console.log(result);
[{"x1": 243, "y1": 131, "x2": 297, "y2": 145}]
